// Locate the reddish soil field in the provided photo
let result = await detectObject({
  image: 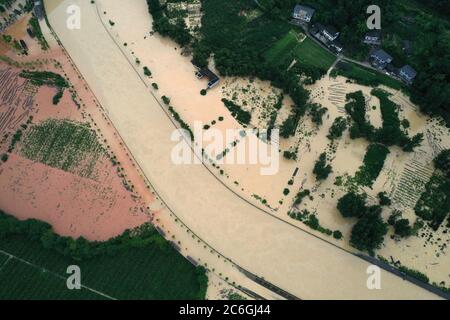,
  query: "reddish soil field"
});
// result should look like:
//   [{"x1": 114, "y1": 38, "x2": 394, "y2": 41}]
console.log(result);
[{"x1": 0, "y1": 15, "x2": 154, "y2": 241}]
